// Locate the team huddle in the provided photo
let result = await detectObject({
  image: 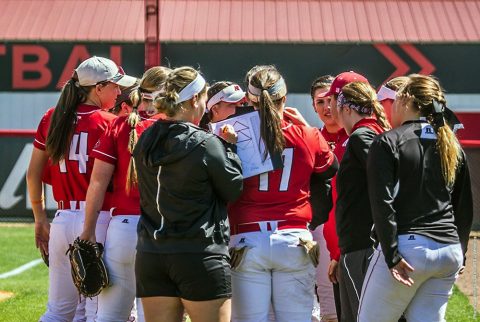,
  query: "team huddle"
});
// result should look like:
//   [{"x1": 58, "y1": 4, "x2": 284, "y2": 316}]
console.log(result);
[{"x1": 26, "y1": 56, "x2": 473, "y2": 322}]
